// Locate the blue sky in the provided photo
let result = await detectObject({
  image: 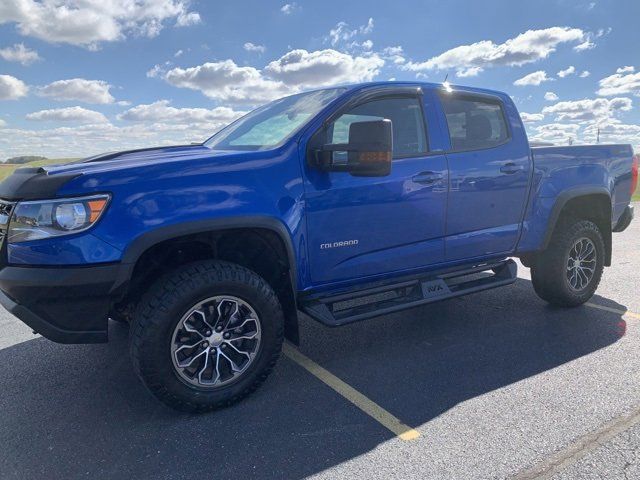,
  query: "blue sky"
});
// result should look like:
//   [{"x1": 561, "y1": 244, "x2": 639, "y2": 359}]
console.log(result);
[{"x1": 0, "y1": 0, "x2": 638, "y2": 159}]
